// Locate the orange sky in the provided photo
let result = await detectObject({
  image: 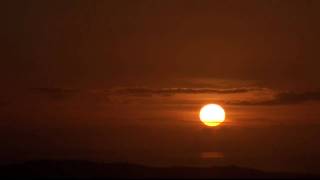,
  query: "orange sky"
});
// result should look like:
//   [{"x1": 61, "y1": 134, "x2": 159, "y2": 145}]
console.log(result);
[{"x1": 1, "y1": 0, "x2": 320, "y2": 174}]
